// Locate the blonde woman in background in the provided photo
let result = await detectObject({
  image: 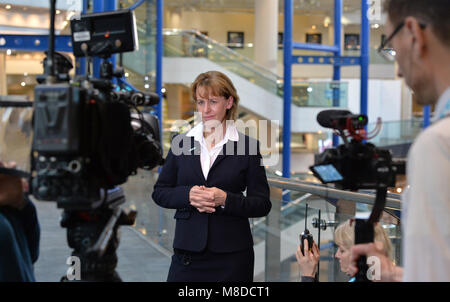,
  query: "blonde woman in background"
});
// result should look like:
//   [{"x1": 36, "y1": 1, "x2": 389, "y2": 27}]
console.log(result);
[{"x1": 296, "y1": 218, "x2": 393, "y2": 282}]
